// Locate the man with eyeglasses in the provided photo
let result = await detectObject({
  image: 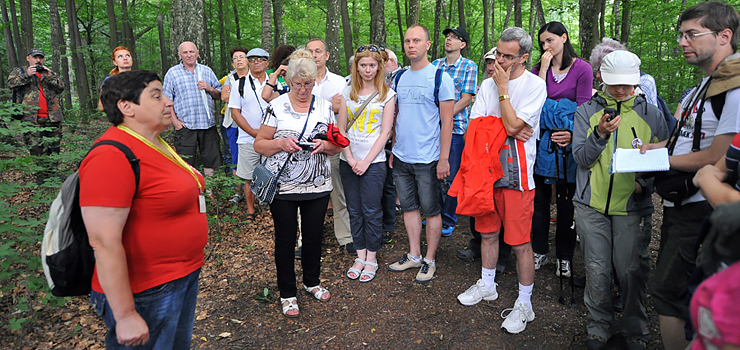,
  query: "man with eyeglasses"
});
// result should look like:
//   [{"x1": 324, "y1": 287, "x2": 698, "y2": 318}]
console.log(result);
[
  {"x1": 639, "y1": 3, "x2": 740, "y2": 350},
  {"x1": 229, "y1": 48, "x2": 271, "y2": 224},
  {"x1": 454, "y1": 27, "x2": 546, "y2": 335},
  {"x1": 163, "y1": 41, "x2": 223, "y2": 179},
  {"x1": 305, "y1": 38, "x2": 357, "y2": 255},
  {"x1": 387, "y1": 24, "x2": 454, "y2": 284},
  {"x1": 432, "y1": 27, "x2": 478, "y2": 238}
]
